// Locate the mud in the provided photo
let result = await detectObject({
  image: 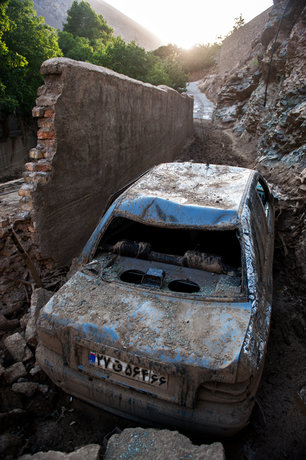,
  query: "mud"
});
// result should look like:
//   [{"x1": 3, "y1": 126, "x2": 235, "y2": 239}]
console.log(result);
[{"x1": 0, "y1": 120, "x2": 305, "y2": 459}]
